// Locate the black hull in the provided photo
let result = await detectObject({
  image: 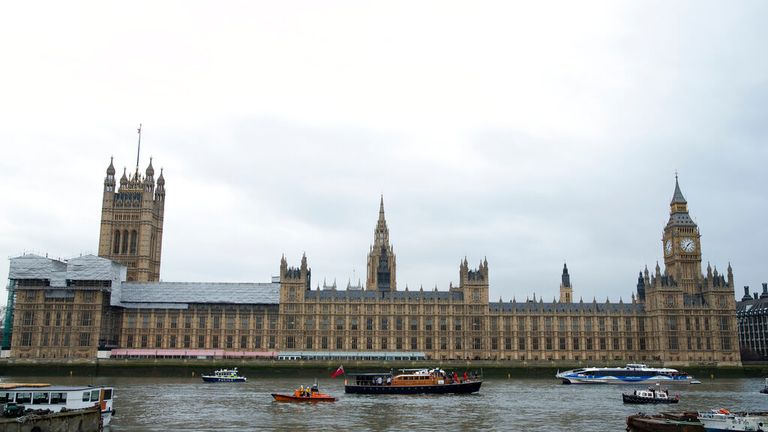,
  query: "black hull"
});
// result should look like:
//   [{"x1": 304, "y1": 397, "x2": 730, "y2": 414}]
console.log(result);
[
  {"x1": 345, "y1": 381, "x2": 482, "y2": 395},
  {"x1": 623, "y1": 394, "x2": 679, "y2": 404}
]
